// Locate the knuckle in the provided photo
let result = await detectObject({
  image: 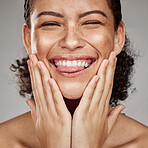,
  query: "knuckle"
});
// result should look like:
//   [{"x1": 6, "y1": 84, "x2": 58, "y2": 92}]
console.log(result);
[
  {"x1": 108, "y1": 81, "x2": 112, "y2": 88},
  {"x1": 109, "y1": 61, "x2": 115, "y2": 68},
  {"x1": 43, "y1": 75, "x2": 49, "y2": 82},
  {"x1": 100, "y1": 71, "x2": 105, "y2": 78},
  {"x1": 43, "y1": 88, "x2": 48, "y2": 97},
  {"x1": 99, "y1": 88, "x2": 104, "y2": 94},
  {"x1": 53, "y1": 98, "x2": 59, "y2": 105},
  {"x1": 40, "y1": 69, "x2": 46, "y2": 76}
]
